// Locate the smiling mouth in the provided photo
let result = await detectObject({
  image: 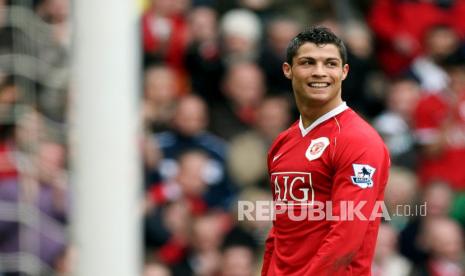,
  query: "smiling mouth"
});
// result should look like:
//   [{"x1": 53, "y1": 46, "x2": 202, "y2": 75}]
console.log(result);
[{"x1": 308, "y1": 82, "x2": 330, "y2": 88}]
